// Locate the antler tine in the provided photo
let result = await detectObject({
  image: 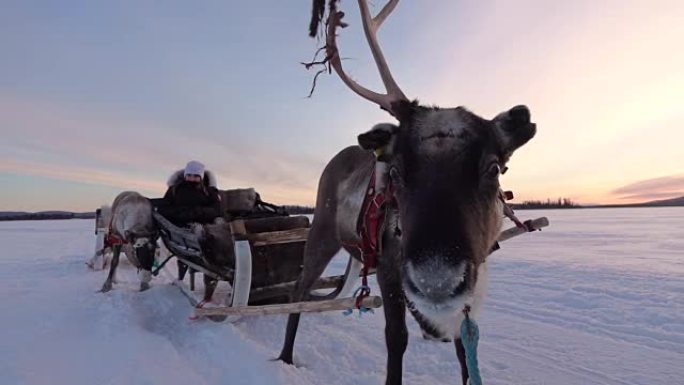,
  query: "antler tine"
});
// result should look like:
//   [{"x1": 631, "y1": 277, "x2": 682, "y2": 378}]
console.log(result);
[
  {"x1": 372, "y1": 0, "x2": 398, "y2": 27},
  {"x1": 359, "y1": 0, "x2": 406, "y2": 102},
  {"x1": 325, "y1": 0, "x2": 408, "y2": 116},
  {"x1": 359, "y1": 0, "x2": 407, "y2": 100}
]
